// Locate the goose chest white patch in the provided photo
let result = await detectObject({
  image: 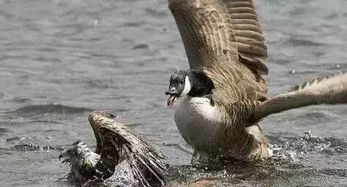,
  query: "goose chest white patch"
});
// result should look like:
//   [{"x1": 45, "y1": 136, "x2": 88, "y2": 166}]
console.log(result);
[{"x1": 174, "y1": 96, "x2": 223, "y2": 147}]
